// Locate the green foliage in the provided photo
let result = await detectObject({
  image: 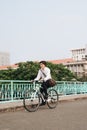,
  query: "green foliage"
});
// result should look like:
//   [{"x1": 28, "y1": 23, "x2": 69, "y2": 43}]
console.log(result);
[
  {"x1": 0, "y1": 61, "x2": 76, "y2": 81},
  {"x1": 47, "y1": 63, "x2": 75, "y2": 81}
]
